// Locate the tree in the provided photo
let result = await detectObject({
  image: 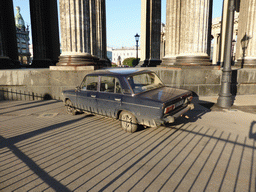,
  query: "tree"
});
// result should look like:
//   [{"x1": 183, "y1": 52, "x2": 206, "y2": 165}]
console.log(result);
[{"x1": 122, "y1": 57, "x2": 140, "y2": 67}]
